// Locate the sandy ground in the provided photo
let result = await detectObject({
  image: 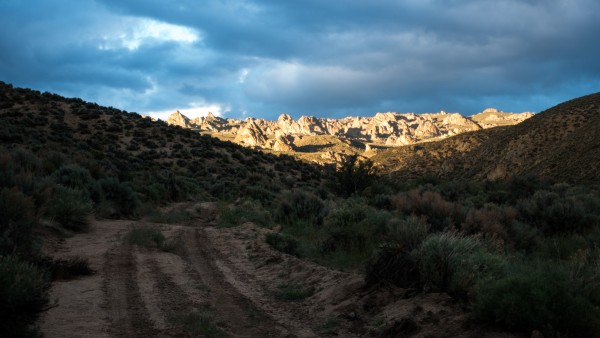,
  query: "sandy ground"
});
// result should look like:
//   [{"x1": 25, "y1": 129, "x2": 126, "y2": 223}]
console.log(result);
[{"x1": 38, "y1": 203, "x2": 520, "y2": 338}]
